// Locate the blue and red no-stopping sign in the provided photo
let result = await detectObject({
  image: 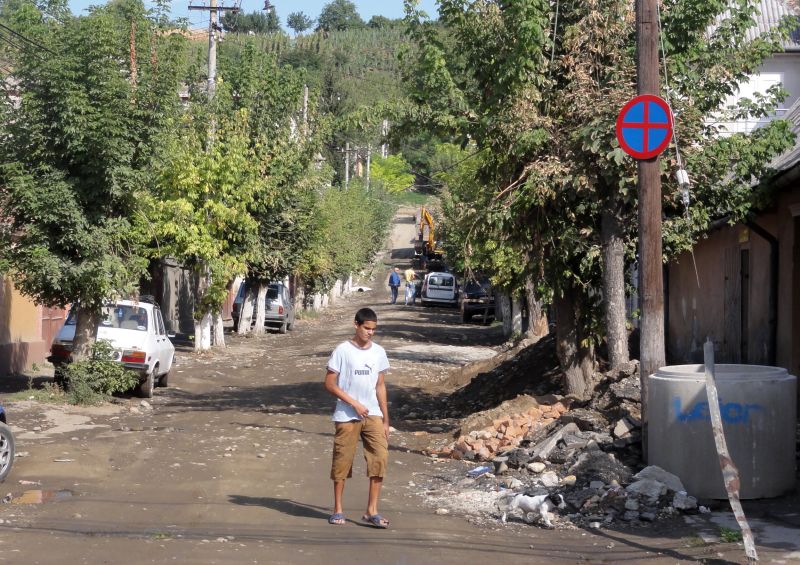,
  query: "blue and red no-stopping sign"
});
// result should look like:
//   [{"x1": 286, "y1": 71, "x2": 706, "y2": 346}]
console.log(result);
[{"x1": 615, "y1": 94, "x2": 673, "y2": 160}]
